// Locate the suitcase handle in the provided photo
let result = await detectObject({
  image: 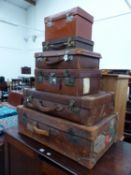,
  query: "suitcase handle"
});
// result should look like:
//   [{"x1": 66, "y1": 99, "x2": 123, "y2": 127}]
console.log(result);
[
  {"x1": 45, "y1": 57, "x2": 64, "y2": 65},
  {"x1": 33, "y1": 126, "x2": 49, "y2": 137},
  {"x1": 49, "y1": 43, "x2": 66, "y2": 50},
  {"x1": 49, "y1": 38, "x2": 75, "y2": 50},
  {"x1": 33, "y1": 99, "x2": 63, "y2": 113},
  {"x1": 43, "y1": 37, "x2": 75, "y2": 51}
]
